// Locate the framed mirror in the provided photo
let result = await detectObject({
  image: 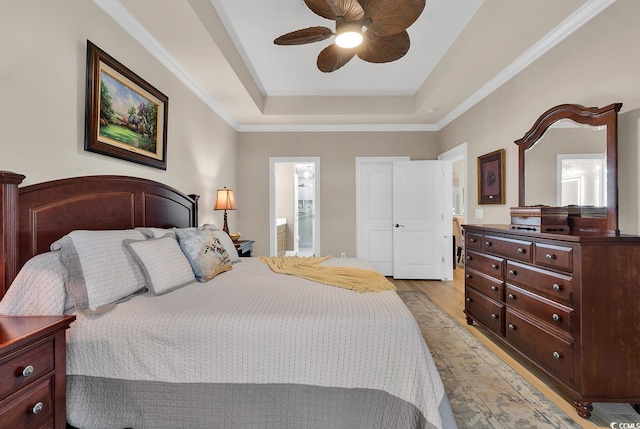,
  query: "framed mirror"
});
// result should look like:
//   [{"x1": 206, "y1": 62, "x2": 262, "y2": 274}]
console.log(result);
[{"x1": 514, "y1": 103, "x2": 622, "y2": 234}]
